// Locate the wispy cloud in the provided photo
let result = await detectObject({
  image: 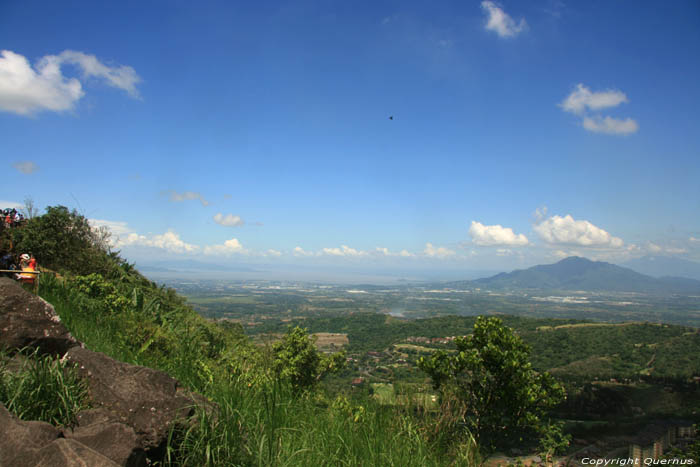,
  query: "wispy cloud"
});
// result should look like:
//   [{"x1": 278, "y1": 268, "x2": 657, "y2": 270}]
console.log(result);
[
  {"x1": 560, "y1": 83, "x2": 638, "y2": 135},
  {"x1": 12, "y1": 161, "x2": 39, "y2": 174},
  {"x1": 469, "y1": 221, "x2": 529, "y2": 246},
  {"x1": 481, "y1": 1, "x2": 527, "y2": 38},
  {"x1": 582, "y1": 116, "x2": 638, "y2": 135},
  {"x1": 213, "y1": 213, "x2": 244, "y2": 227},
  {"x1": 0, "y1": 49, "x2": 140, "y2": 116},
  {"x1": 560, "y1": 84, "x2": 628, "y2": 115},
  {"x1": 164, "y1": 190, "x2": 210, "y2": 206}
]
